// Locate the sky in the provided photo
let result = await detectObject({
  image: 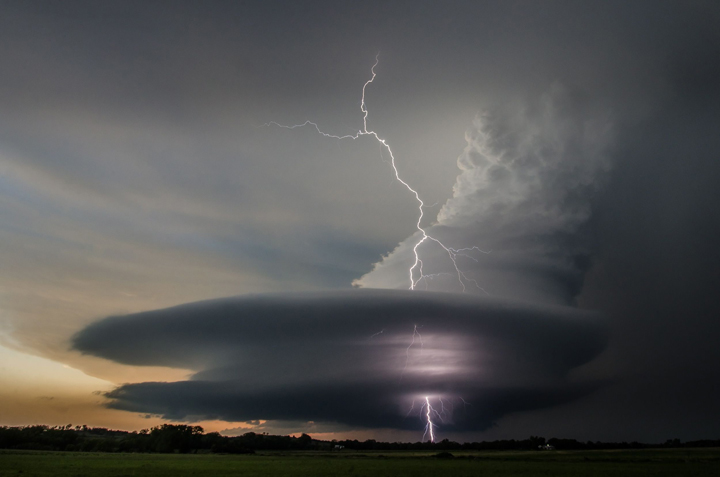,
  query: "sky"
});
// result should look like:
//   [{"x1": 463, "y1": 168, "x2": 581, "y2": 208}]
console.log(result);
[{"x1": 1, "y1": 0, "x2": 719, "y2": 442}]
